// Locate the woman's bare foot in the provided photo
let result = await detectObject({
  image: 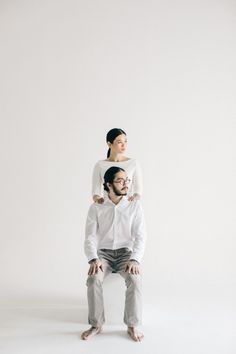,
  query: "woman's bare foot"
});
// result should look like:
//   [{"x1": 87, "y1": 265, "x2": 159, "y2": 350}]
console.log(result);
[
  {"x1": 81, "y1": 326, "x2": 102, "y2": 340},
  {"x1": 127, "y1": 326, "x2": 144, "y2": 342}
]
